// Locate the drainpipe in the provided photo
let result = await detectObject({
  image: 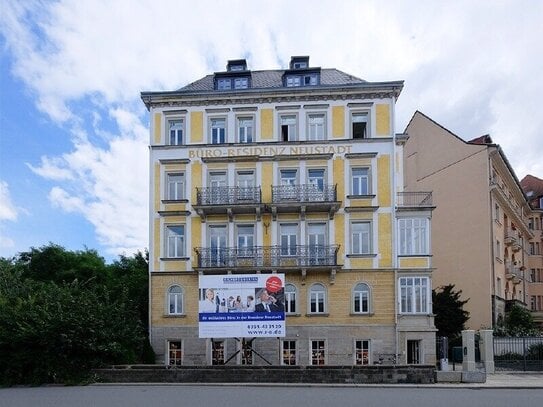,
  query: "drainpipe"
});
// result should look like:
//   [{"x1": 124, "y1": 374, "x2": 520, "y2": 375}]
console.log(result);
[
  {"x1": 391, "y1": 98, "x2": 399, "y2": 359},
  {"x1": 488, "y1": 153, "x2": 496, "y2": 329}
]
